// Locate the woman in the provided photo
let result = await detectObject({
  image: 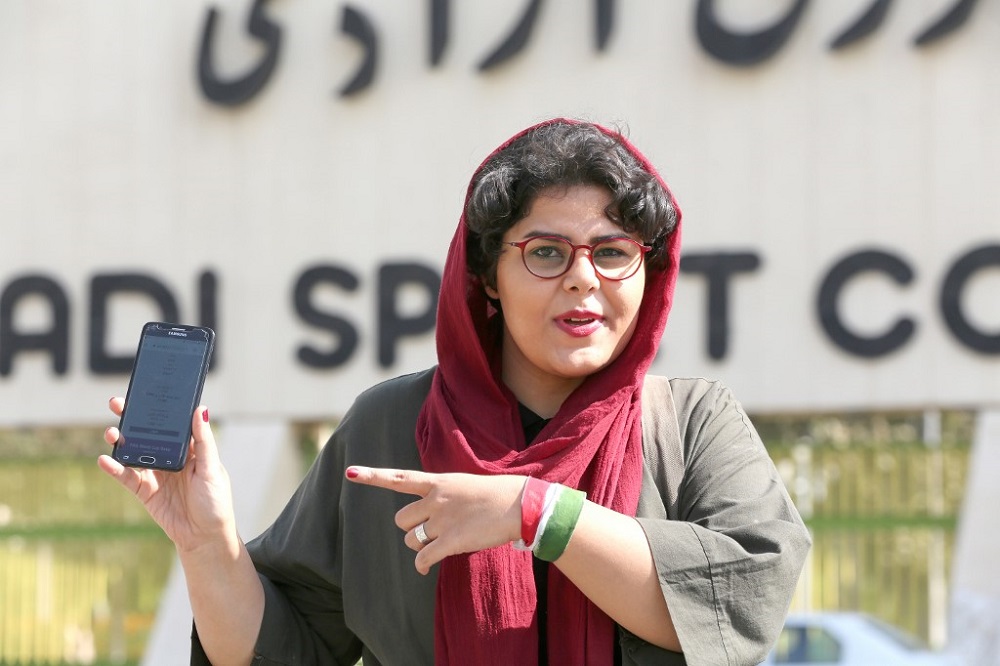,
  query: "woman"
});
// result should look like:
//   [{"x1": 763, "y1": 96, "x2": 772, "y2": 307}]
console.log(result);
[{"x1": 100, "y1": 118, "x2": 810, "y2": 665}]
